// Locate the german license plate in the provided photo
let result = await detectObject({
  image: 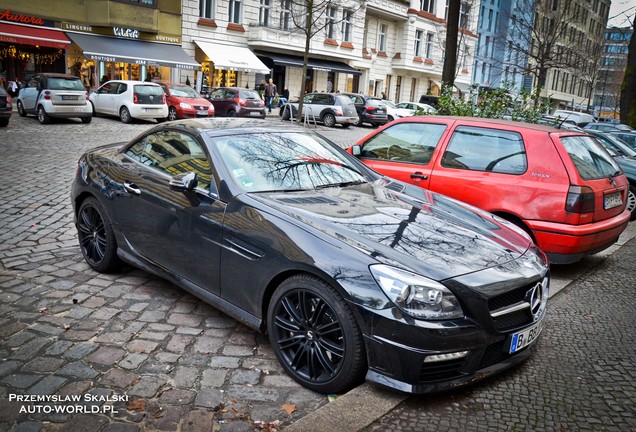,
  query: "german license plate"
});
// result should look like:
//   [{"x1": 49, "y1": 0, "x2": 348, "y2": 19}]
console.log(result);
[
  {"x1": 196, "y1": 111, "x2": 207, "y2": 116},
  {"x1": 508, "y1": 319, "x2": 544, "y2": 354},
  {"x1": 62, "y1": 95, "x2": 78, "y2": 100},
  {"x1": 250, "y1": 111, "x2": 261, "y2": 116},
  {"x1": 604, "y1": 192, "x2": 622, "y2": 209}
]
